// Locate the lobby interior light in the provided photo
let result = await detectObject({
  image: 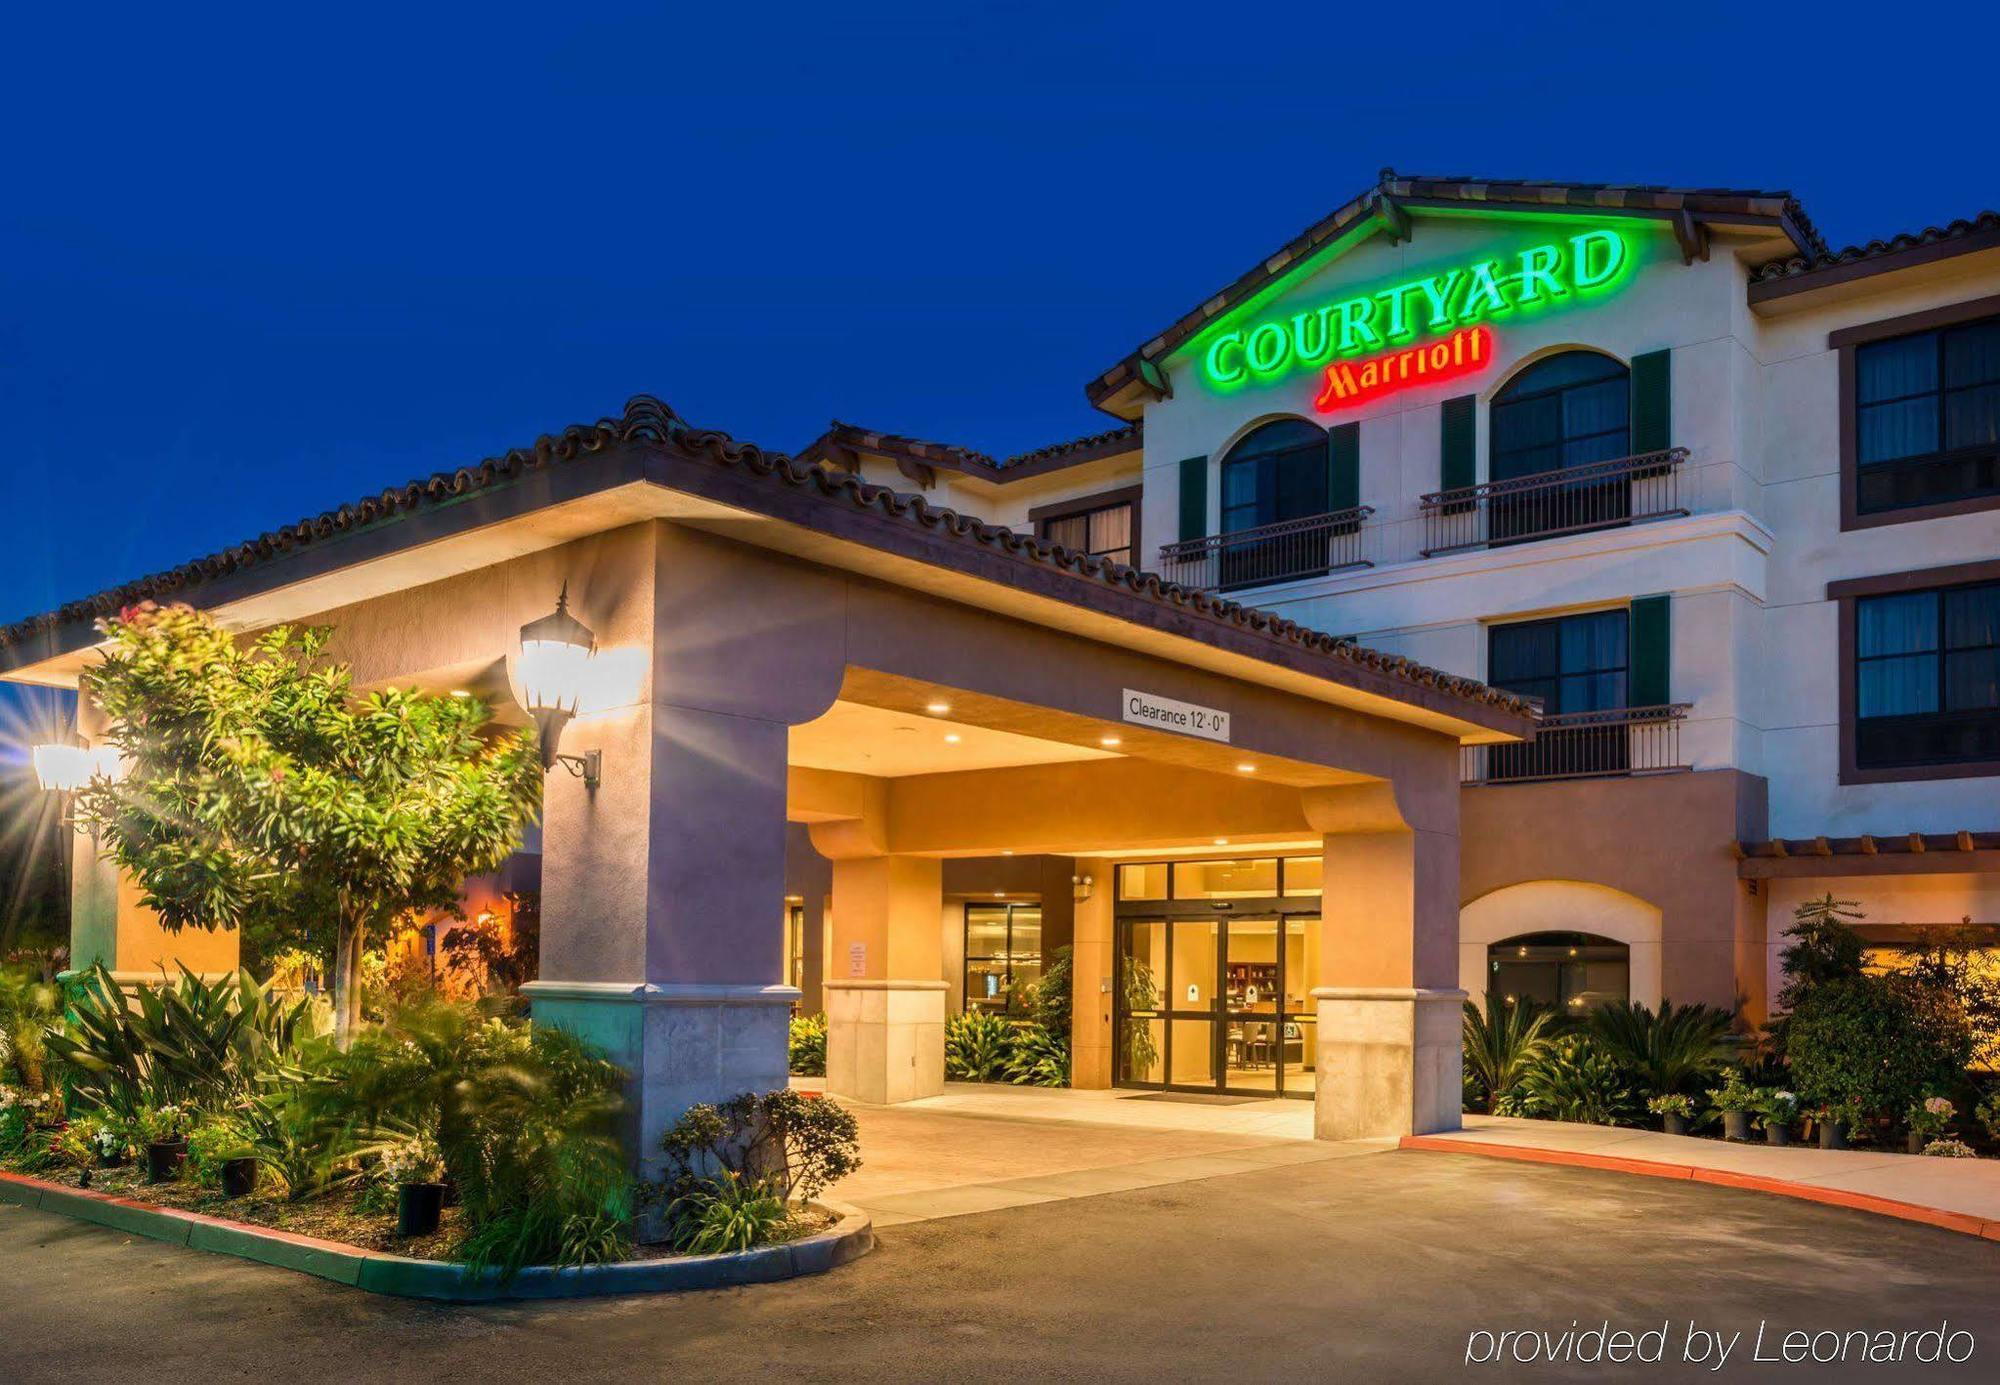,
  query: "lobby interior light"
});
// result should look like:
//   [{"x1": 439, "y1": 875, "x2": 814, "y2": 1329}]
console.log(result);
[{"x1": 518, "y1": 584, "x2": 602, "y2": 789}]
